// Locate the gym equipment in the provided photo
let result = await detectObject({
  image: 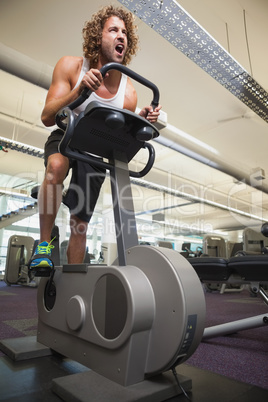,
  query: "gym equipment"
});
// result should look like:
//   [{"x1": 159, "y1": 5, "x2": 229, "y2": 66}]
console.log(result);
[
  {"x1": 243, "y1": 227, "x2": 268, "y2": 254},
  {"x1": 202, "y1": 234, "x2": 227, "y2": 258},
  {"x1": 226, "y1": 241, "x2": 243, "y2": 258},
  {"x1": 201, "y1": 235, "x2": 246, "y2": 293},
  {"x1": 201, "y1": 226, "x2": 268, "y2": 295},
  {"x1": 4, "y1": 225, "x2": 60, "y2": 287},
  {"x1": 180, "y1": 242, "x2": 203, "y2": 258},
  {"x1": 188, "y1": 253, "x2": 268, "y2": 339},
  {"x1": 4, "y1": 235, "x2": 36, "y2": 286},
  {"x1": 2, "y1": 186, "x2": 42, "y2": 286},
  {"x1": 35, "y1": 63, "x2": 206, "y2": 401}
]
